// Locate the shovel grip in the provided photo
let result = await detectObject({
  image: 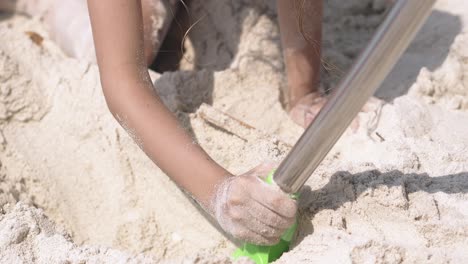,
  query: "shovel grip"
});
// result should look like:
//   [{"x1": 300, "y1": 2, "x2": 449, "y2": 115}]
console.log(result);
[{"x1": 232, "y1": 171, "x2": 298, "y2": 263}]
